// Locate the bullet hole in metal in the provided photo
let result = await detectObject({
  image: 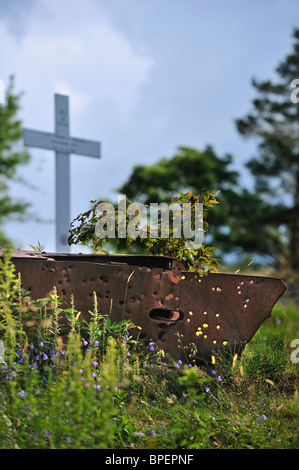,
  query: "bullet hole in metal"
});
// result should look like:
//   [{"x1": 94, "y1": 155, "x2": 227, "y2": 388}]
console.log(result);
[{"x1": 149, "y1": 308, "x2": 184, "y2": 324}]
